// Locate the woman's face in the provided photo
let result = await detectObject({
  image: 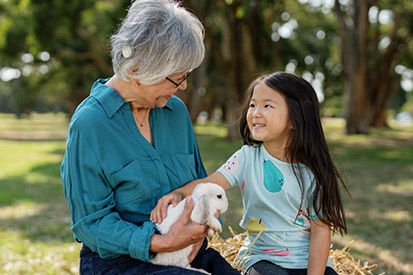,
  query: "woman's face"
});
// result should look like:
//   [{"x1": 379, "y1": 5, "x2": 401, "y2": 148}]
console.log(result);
[{"x1": 140, "y1": 71, "x2": 189, "y2": 108}]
